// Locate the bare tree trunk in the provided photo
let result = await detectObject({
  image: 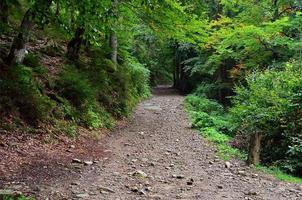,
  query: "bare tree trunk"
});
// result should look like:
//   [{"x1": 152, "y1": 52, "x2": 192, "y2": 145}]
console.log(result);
[
  {"x1": 247, "y1": 132, "x2": 262, "y2": 165},
  {"x1": 109, "y1": 31, "x2": 118, "y2": 64},
  {"x1": 66, "y1": 27, "x2": 85, "y2": 60},
  {"x1": 0, "y1": 0, "x2": 9, "y2": 24}
]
